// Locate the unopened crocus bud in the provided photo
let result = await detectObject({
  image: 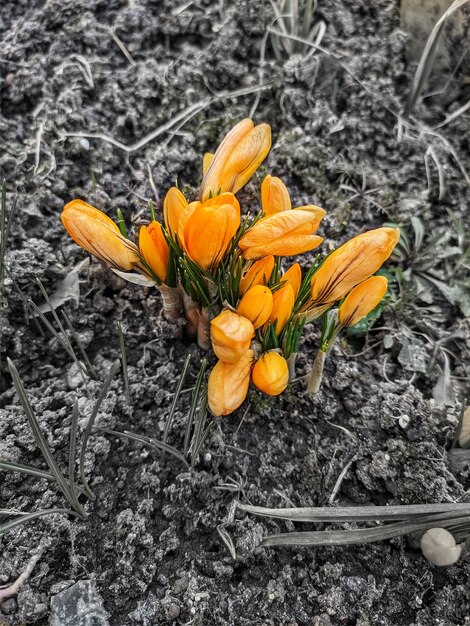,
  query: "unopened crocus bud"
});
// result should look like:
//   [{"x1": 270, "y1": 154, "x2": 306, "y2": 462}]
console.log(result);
[
  {"x1": 61, "y1": 199, "x2": 139, "y2": 270},
  {"x1": 268, "y1": 283, "x2": 295, "y2": 334},
  {"x1": 420, "y1": 528, "x2": 462, "y2": 567},
  {"x1": 281, "y1": 262, "x2": 302, "y2": 298},
  {"x1": 237, "y1": 285, "x2": 273, "y2": 329},
  {"x1": 310, "y1": 227, "x2": 400, "y2": 305},
  {"x1": 239, "y1": 207, "x2": 325, "y2": 259},
  {"x1": 240, "y1": 255, "x2": 275, "y2": 295},
  {"x1": 338, "y1": 276, "x2": 388, "y2": 327},
  {"x1": 200, "y1": 119, "x2": 271, "y2": 201},
  {"x1": 208, "y1": 350, "x2": 254, "y2": 416},
  {"x1": 261, "y1": 175, "x2": 291, "y2": 215},
  {"x1": 210, "y1": 310, "x2": 255, "y2": 363},
  {"x1": 178, "y1": 193, "x2": 240, "y2": 270},
  {"x1": 163, "y1": 187, "x2": 188, "y2": 238},
  {"x1": 252, "y1": 351, "x2": 289, "y2": 396},
  {"x1": 139, "y1": 221, "x2": 169, "y2": 283}
]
